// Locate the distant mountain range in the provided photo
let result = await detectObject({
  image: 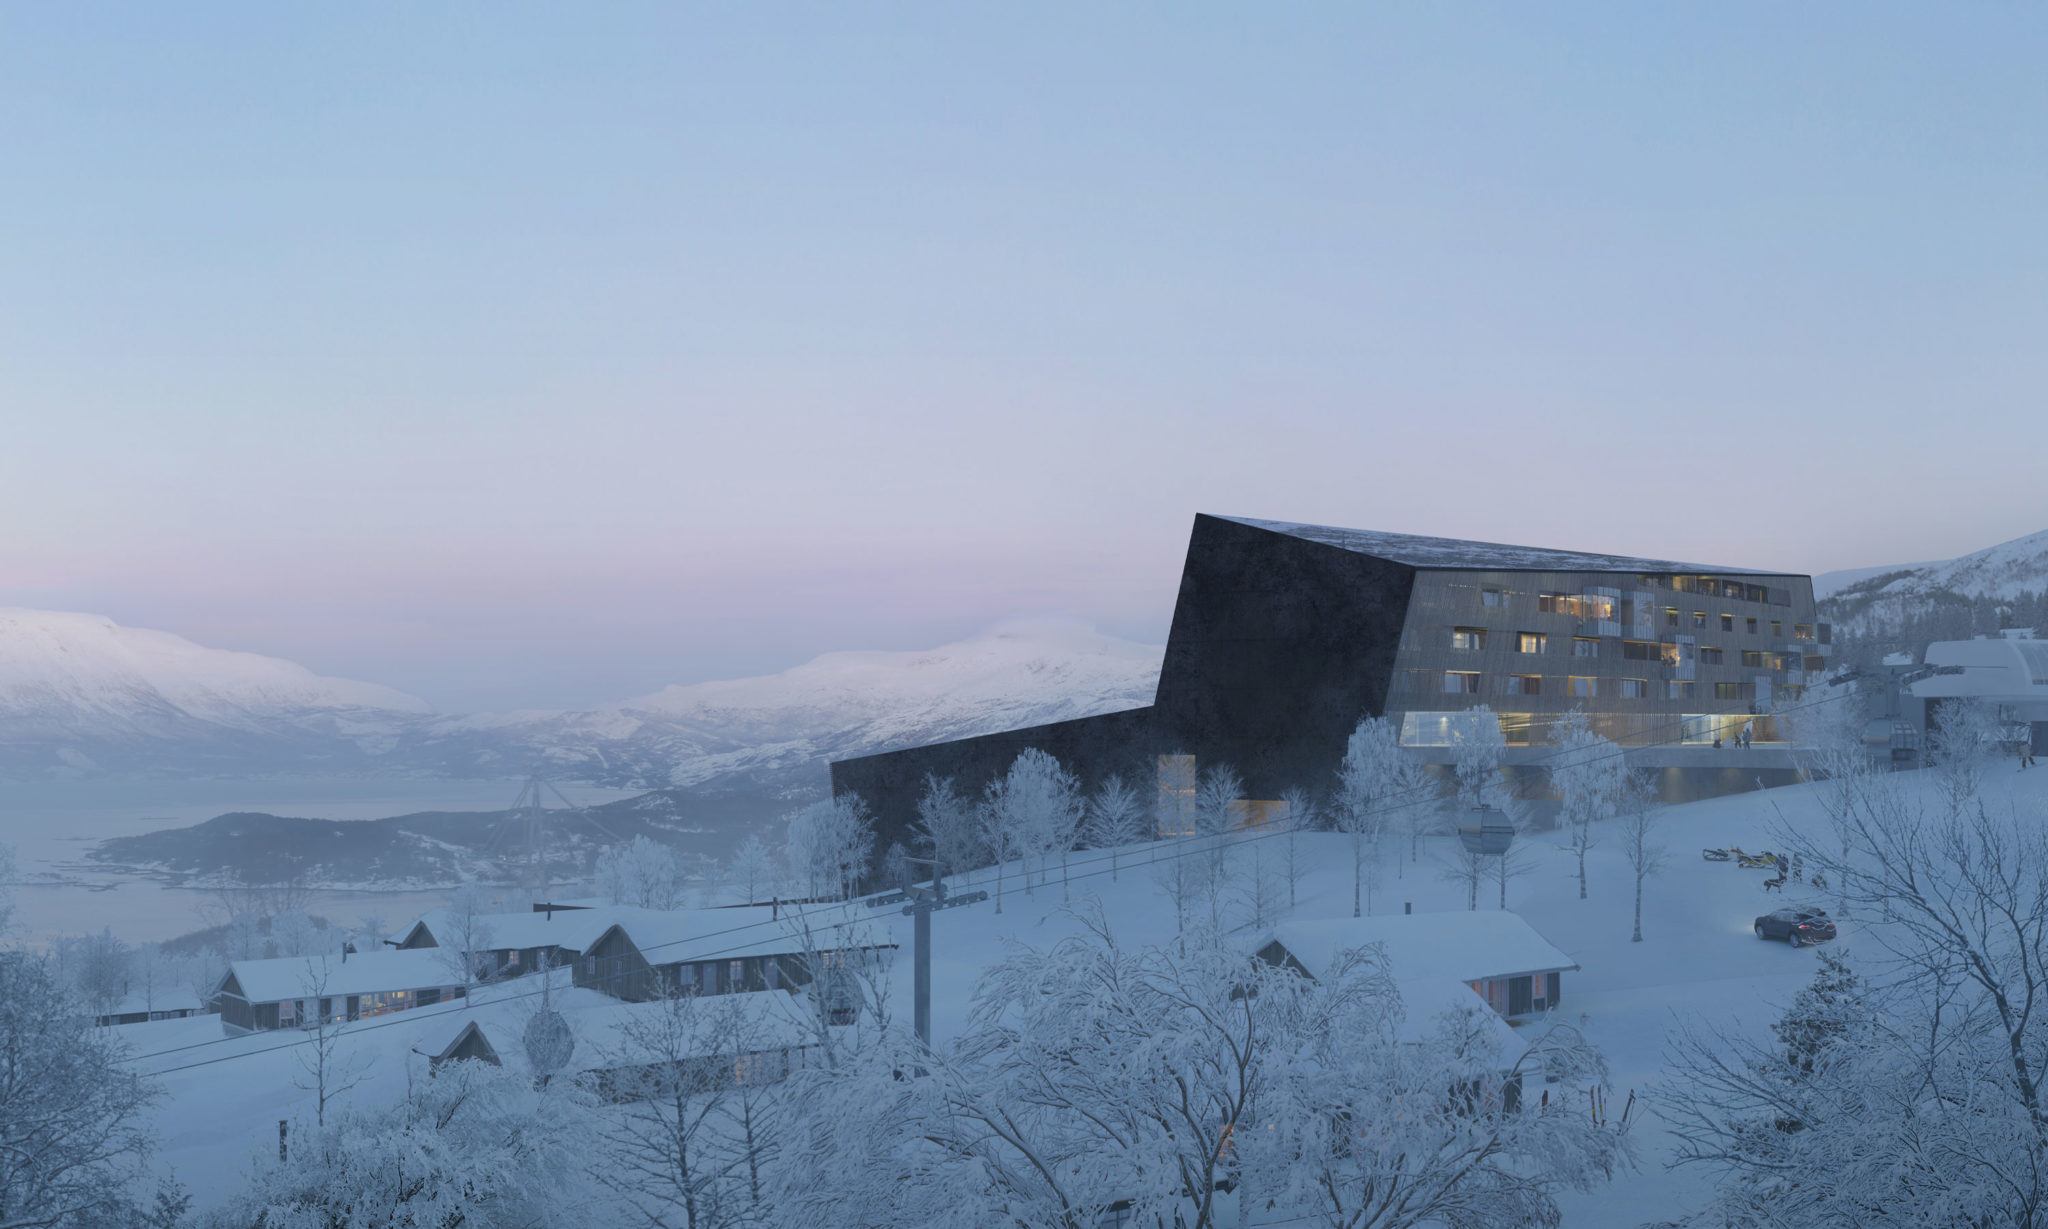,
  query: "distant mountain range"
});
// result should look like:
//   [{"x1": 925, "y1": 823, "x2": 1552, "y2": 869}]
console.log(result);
[
  {"x1": 1815, "y1": 528, "x2": 2048, "y2": 646},
  {"x1": 0, "y1": 611, "x2": 1163, "y2": 793}
]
